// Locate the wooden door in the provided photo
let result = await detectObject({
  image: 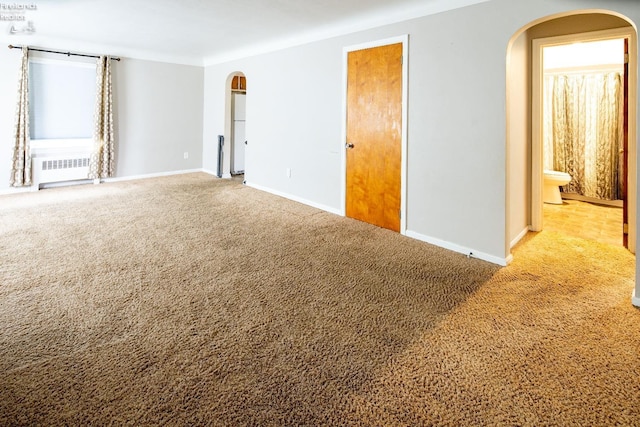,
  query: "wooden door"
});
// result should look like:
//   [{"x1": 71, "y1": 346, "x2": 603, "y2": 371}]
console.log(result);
[{"x1": 346, "y1": 43, "x2": 403, "y2": 232}]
